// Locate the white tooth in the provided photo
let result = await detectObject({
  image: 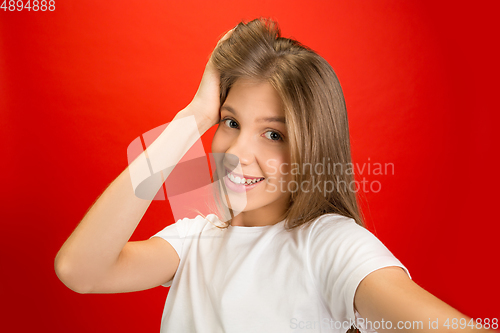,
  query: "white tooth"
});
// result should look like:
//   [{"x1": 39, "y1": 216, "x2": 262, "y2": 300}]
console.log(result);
[
  {"x1": 241, "y1": 178, "x2": 246, "y2": 184},
  {"x1": 235, "y1": 176, "x2": 241, "y2": 183},
  {"x1": 246, "y1": 179, "x2": 252, "y2": 184}
]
